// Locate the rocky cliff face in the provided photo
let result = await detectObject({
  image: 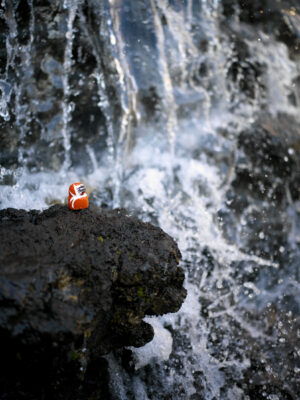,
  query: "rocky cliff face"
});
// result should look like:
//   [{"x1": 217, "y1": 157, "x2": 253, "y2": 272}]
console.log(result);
[
  {"x1": 0, "y1": 204, "x2": 186, "y2": 398},
  {"x1": 2, "y1": 0, "x2": 299, "y2": 174},
  {"x1": 0, "y1": 0, "x2": 122, "y2": 171}
]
